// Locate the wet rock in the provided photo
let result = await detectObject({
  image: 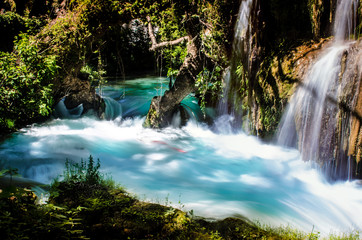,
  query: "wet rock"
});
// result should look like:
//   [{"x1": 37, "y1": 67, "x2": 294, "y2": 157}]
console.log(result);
[{"x1": 57, "y1": 76, "x2": 105, "y2": 118}]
